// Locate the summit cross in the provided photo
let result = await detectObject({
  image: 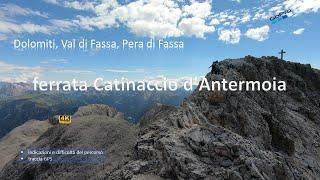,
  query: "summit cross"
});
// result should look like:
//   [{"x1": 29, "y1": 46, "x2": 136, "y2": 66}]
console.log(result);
[{"x1": 279, "y1": 49, "x2": 286, "y2": 60}]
